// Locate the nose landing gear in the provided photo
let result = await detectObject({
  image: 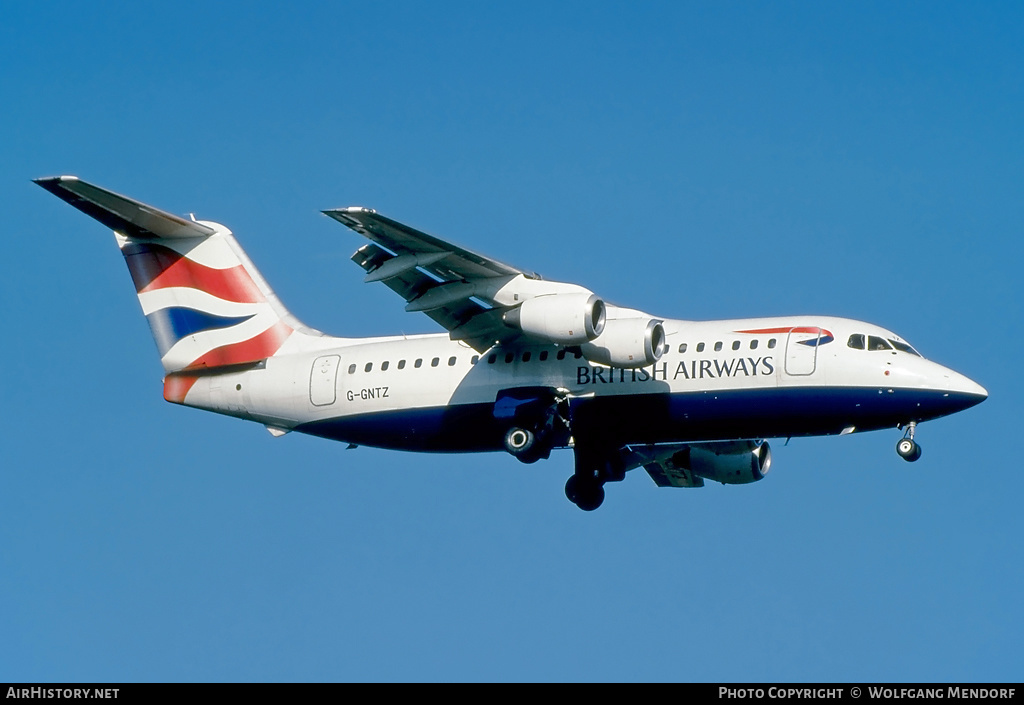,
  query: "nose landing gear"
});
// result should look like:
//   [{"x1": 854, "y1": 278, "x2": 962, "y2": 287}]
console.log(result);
[{"x1": 896, "y1": 421, "x2": 922, "y2": 462}]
